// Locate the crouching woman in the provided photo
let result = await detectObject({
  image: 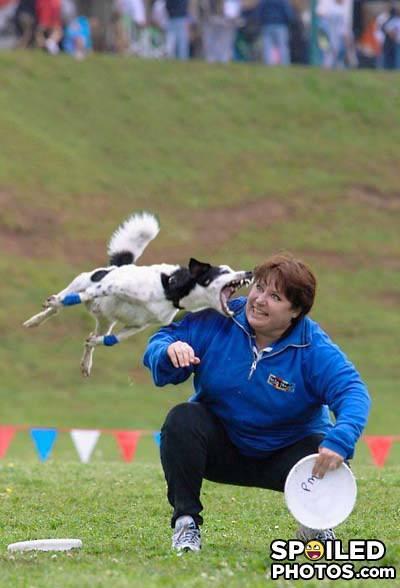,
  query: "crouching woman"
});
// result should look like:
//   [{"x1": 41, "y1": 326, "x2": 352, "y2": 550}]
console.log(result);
[{"x1": 143, "y1": 253, "x2": 371, "y2": 553}]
